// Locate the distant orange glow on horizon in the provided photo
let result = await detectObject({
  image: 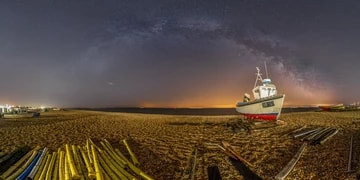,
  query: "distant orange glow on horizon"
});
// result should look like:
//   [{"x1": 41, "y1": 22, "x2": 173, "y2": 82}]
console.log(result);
[
  {"x1": 137, "y1": 79, "x2": 339, "y2": 108},
  {"x1": 138, "y1": 97, "x2": 340, "y2": 108}
]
